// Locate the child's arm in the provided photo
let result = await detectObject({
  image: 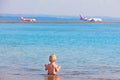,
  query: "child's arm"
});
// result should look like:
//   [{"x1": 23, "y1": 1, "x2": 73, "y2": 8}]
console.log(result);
[
  {"x1": 55, "y1": 65, "x2": 61, "y2": 72},
  {"x1": 45, "y1": 64, "x2": 48, "y2": 70}
]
